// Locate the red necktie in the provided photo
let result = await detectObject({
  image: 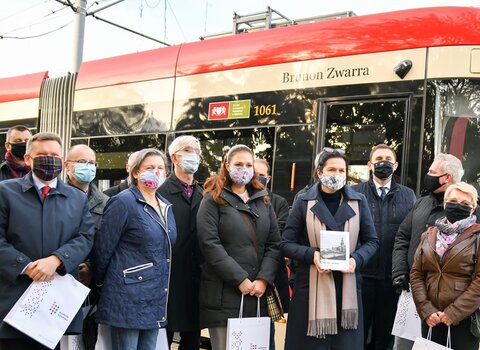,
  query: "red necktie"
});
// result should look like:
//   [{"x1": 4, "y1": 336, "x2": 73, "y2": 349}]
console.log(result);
[{"x1": 41, "y1": 186, "x2": 51, "y2": 201}]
